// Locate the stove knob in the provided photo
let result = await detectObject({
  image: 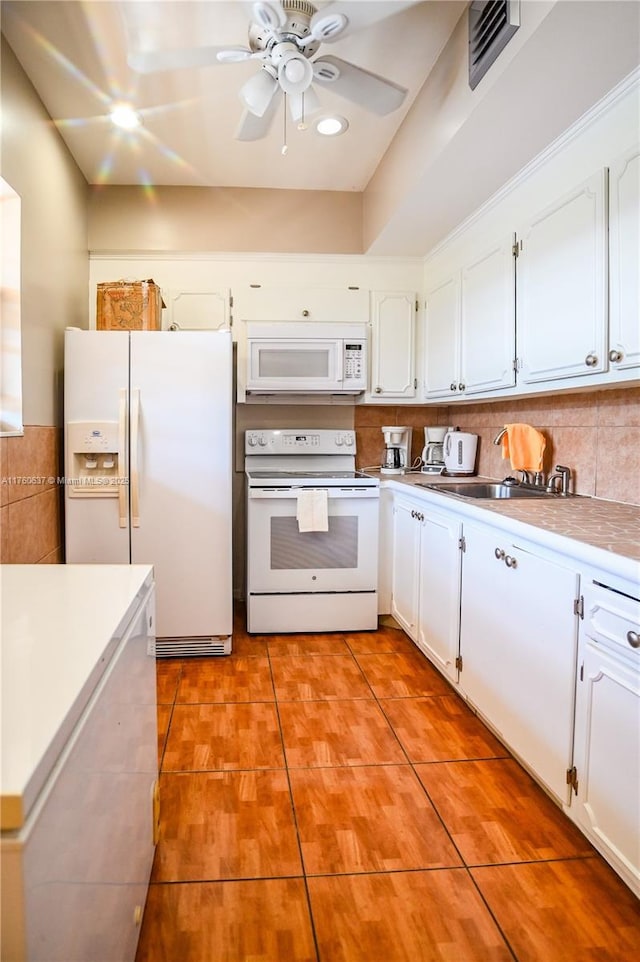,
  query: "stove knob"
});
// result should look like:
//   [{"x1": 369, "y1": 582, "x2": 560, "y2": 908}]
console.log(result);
[
  {"x1": 247, "y1": 434, "x2": 257, "y2": 447},
  {"x1": 258, "y1": 436, "x2": 267, "y2": 446},
  {"x1": 335, "y1": 435, "x2": 344, "y2": 446},
  {"x1": 344, "y1": 435, "x2": 354, "y2": 447}
]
